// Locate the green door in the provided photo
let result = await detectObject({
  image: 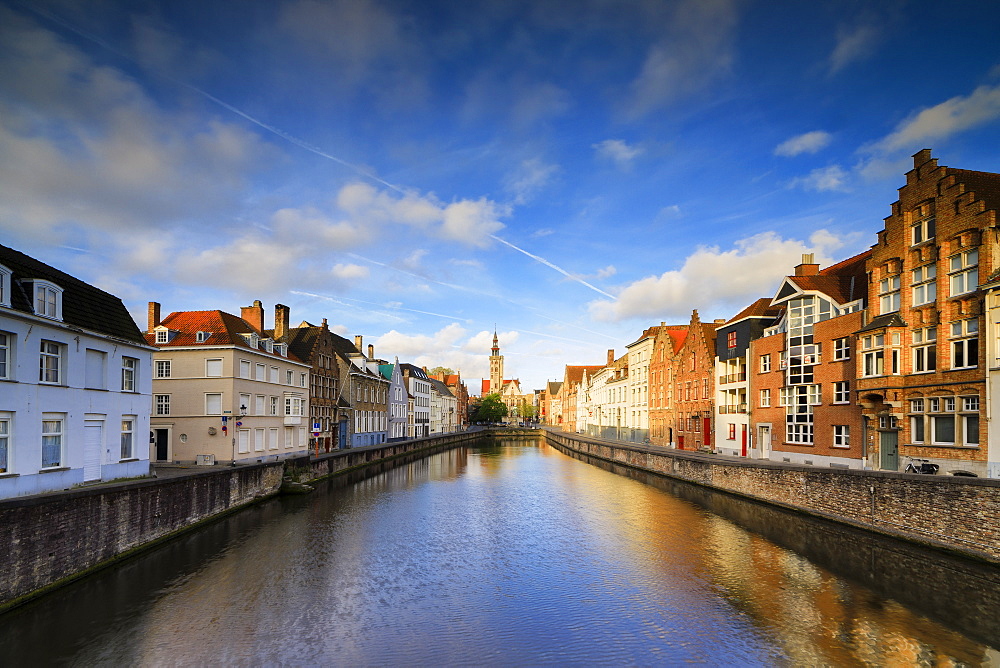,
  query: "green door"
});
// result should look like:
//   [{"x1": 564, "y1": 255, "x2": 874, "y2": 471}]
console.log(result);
[{"x1": 880, "y1": 430, "x2": 899, "y2": 470}]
